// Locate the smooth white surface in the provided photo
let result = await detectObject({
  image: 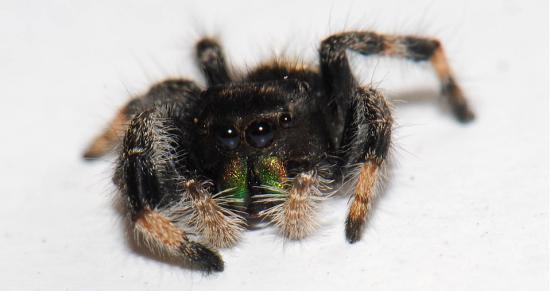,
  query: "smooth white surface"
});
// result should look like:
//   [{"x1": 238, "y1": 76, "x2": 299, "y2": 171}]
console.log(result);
[{"x1": 0, "y1": 0, "x2": 548, "y2": 290}]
